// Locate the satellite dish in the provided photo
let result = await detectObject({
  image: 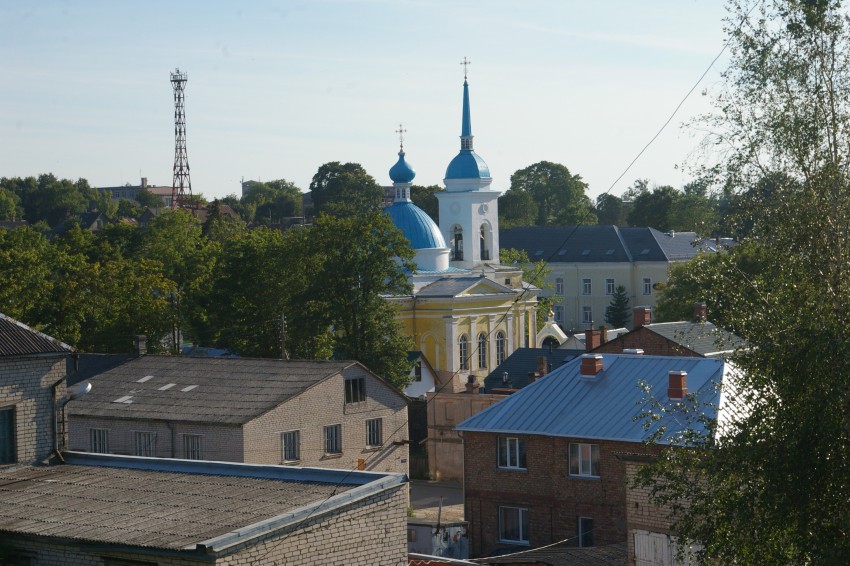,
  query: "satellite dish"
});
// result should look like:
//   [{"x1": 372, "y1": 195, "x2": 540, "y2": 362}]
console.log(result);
[{"x1": 67, "y1": 381, "x2": 92, "y2": 400}]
